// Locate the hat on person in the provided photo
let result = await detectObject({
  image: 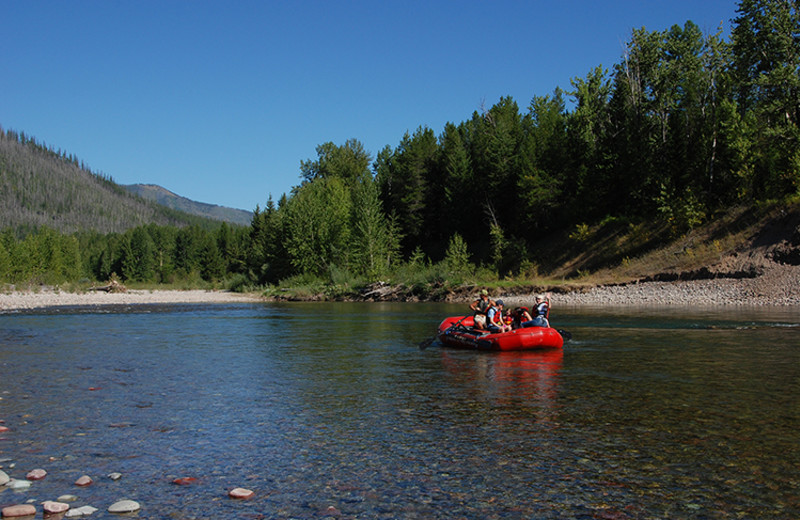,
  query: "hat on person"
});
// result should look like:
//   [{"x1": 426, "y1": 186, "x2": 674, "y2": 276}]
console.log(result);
[
  {"x1": 536, "y1": 294, "x2": 546, "y2": 301},
  {"x1": 496, "y1": 299, "x2": 504, "y2": 306},
  {"x1": 481, "y1": 289, "x2": 488, "y2": 296}
]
